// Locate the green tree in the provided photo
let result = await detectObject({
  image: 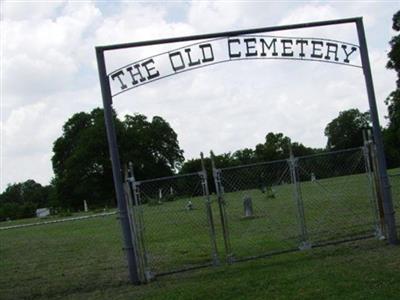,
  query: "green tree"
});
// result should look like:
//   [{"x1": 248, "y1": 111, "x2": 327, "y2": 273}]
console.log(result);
[
  {"x1": 0, "y1": 180, "x2": 51, "y2": 220},
  {"x1": 51, "y1": 108, "x2": 184, "y2": 210},
  {"x1": 324, "y1": 109, "x2": 370, "y2": 151},
  {"x1": 384, "y1": 10, "x2": 400, "y2": 167},
  {"x1": 255, "y1": 132, "x2": 316, "y2": 161},
  {"x1": 232, "y1": 148, "x2": 256, "y2": 165},
  {"x1": 122, "y1": 115, "x2": 184, "y2": 179},
  {"x1": 255, "y1": 133, "x2": 290, "y2": 161}
]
